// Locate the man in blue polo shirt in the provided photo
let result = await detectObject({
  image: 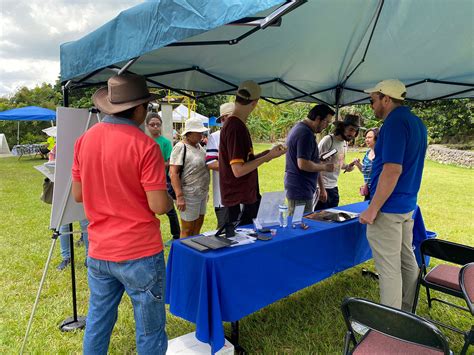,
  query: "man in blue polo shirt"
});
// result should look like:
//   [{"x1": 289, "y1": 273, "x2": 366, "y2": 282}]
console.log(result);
[{"x1": 360, "y1": 79, "x2": 427, "y2": 311}]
